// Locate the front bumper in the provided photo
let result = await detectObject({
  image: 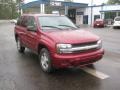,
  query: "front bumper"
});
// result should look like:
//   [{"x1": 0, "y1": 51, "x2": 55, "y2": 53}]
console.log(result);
[
  {"x1": 51, "y1": 49, "x2": 104, "y2": 68},
  {"x1": 113, "y1": 23, "x2": 120, "y2": 27}
]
